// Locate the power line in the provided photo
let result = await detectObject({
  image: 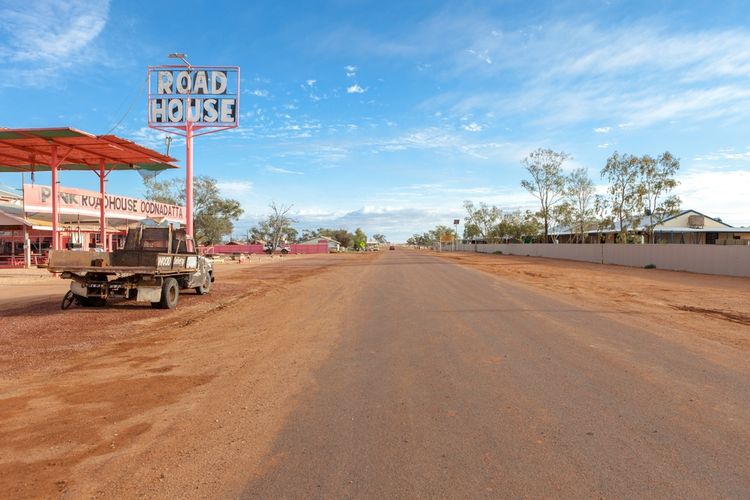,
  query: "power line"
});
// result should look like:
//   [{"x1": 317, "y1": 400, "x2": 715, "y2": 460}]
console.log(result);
[{"x1": 103, "y1": 75, "x2": 148, "y2": 136}]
